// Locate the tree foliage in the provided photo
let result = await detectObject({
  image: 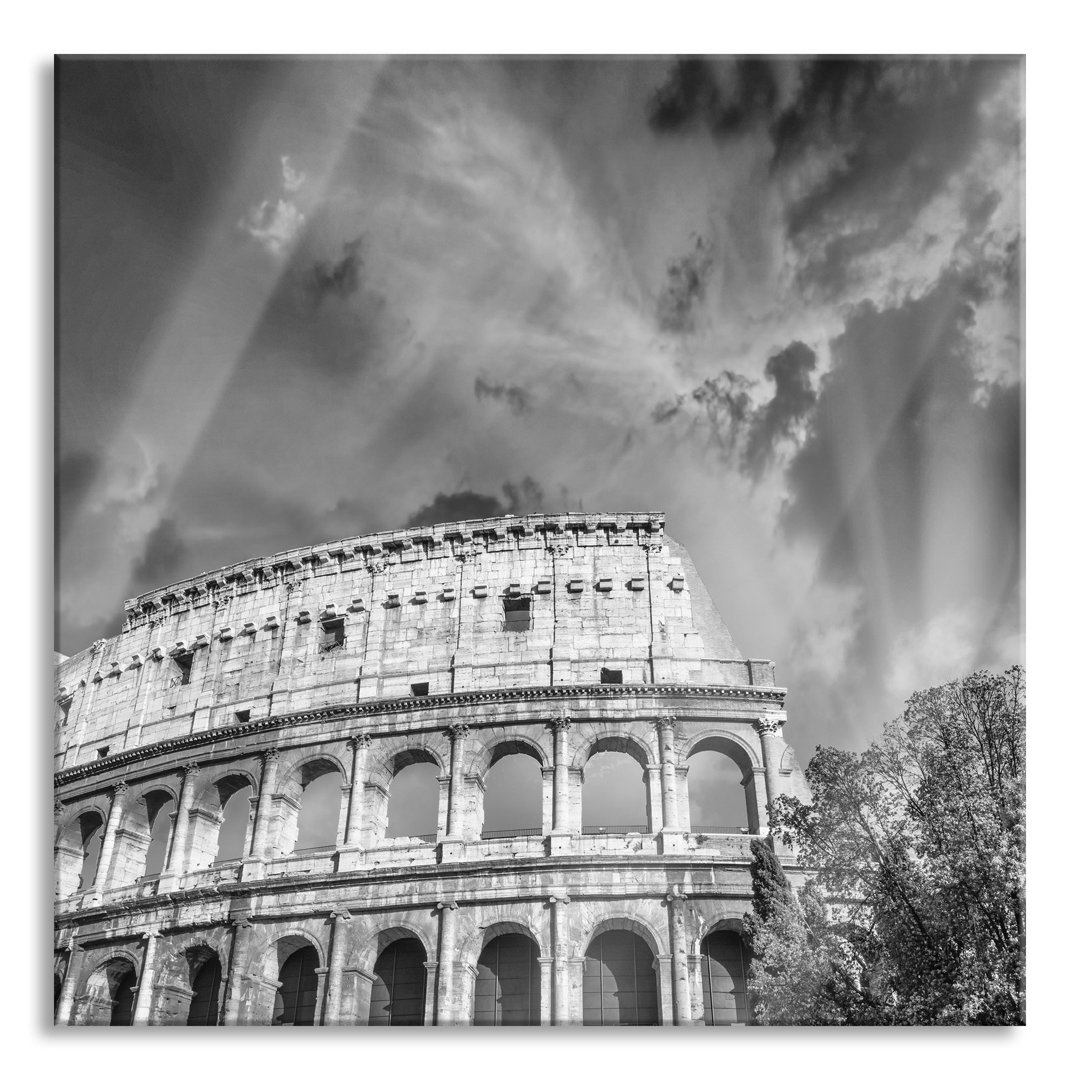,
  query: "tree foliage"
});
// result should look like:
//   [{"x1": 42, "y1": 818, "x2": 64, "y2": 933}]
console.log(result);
[{"x1": 747, "y1": 666, "x2": 1025, "y2": 1025}]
